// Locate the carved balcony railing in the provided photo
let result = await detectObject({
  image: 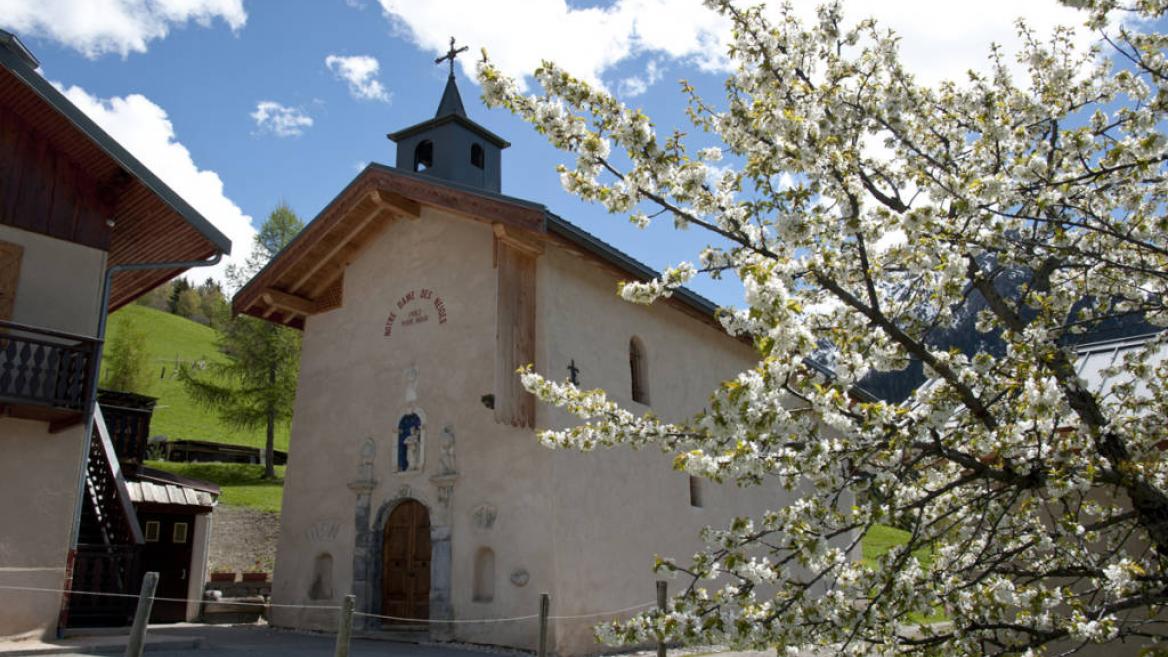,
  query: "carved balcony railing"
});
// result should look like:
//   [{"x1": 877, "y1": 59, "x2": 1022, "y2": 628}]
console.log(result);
[{"x1": 0, "y1": 319, "x2": 98, "y2": 429}]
